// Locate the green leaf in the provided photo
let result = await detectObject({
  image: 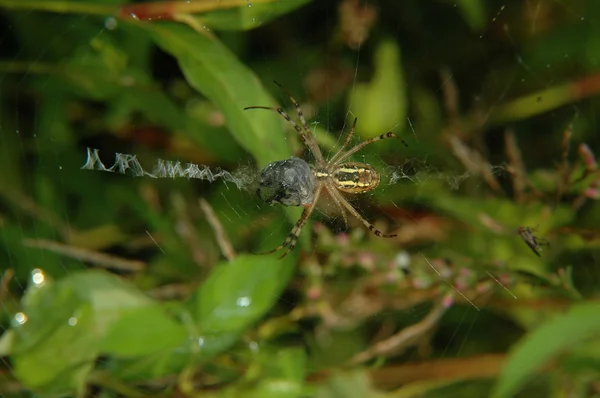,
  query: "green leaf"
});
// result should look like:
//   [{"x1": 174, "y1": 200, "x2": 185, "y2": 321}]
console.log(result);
[
  {"x1": 347, "y1": 39, "x2": 406, "y2": 139},
  {"x1": 187, "y1": 253, "x2": 296, "y2": 358},
  {"x1": 100, "y1": 306, "x2": 188, "y2": 357},
  {"x1": 493, "y1": 302, "x2": 600, "y2": 398},
  {"x1": 149, "y1": 22, "x2": 291, "y2": 167},
  {"x1": 12, "y1": 290, "x2": 97, "y2": 395},
  {"x1": 198, "y1": 0, "x2": 311, "y2": 31},
  {"x1": 314, "y1": 370, "x2": 374, "y2": 398},
  {"x1": 252, "y1": 347, "x2": 307, "y2": 398},
  {"x1": 103, "y1": 253, "x2": 297, "y2": 381},
  {"x1": 0, "y1": 330, "x2": 14, "y2": 356},
  {"x1": 9, "y1": 270, "x2": 187, "y2": 393}
]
